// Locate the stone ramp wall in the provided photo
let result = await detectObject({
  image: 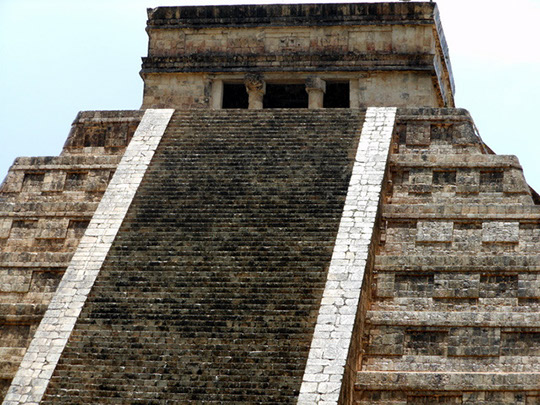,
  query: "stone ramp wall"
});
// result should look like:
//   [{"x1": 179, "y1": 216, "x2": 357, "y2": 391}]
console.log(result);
[
  {"x1": 39, "y1": 109, "x2": 365, "y2": 403},
  {"x1": 355, "y1": 108, "x2": 540, "y2": 404},
  {"x1": 298, "y1": 107, "x2": 396, "y2": 405},
  {"x1": 0, "y1": 111, "x2": 142, "y2": 400}
]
